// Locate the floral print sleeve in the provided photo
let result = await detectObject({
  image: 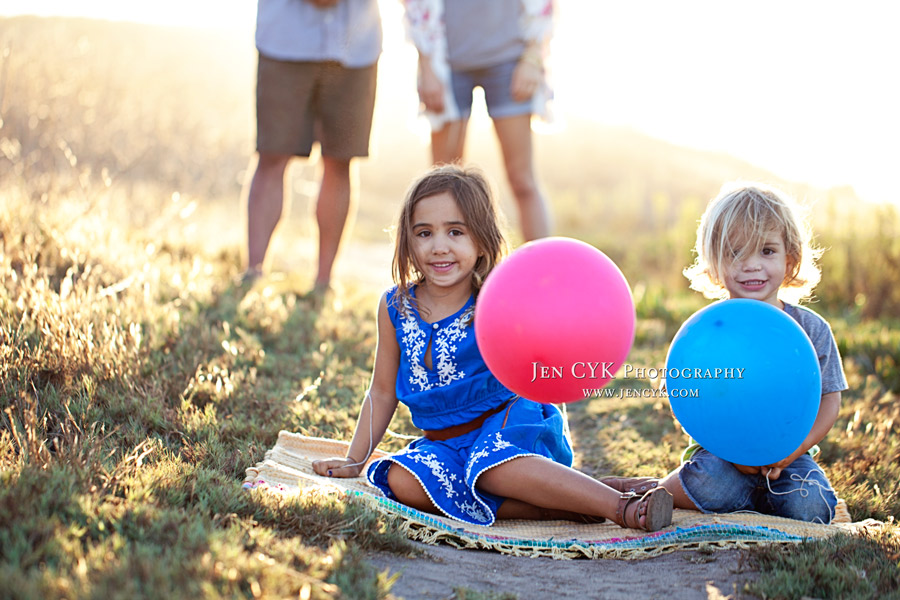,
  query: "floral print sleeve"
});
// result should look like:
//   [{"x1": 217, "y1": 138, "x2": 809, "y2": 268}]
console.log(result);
[
  {"x1": 521, "y1": 0, "x2": 554, "y2": 43},
  {"x1": 401, "y1": 0, "x2": 443, "y2": 57}
]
